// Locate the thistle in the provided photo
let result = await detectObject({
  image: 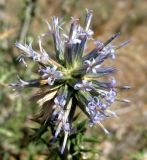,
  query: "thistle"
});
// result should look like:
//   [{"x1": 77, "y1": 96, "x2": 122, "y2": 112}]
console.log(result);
[{"x1": 11, "y1": 9, "x2": 130, "y2": 154}]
